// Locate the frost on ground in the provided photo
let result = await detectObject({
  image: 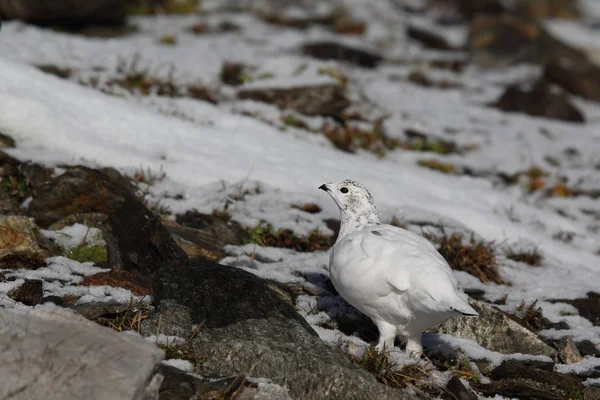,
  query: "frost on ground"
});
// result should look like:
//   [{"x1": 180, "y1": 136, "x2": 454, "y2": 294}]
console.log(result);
[{"x1": 0, "y1": 0, "x2": 599, "y2": 397}]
